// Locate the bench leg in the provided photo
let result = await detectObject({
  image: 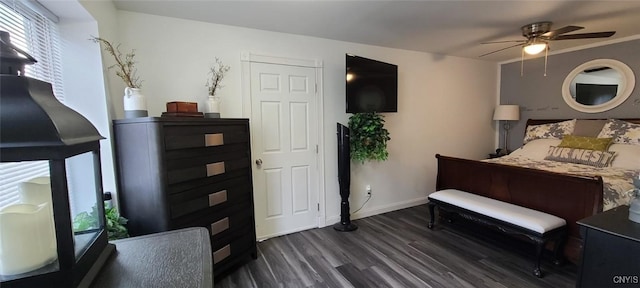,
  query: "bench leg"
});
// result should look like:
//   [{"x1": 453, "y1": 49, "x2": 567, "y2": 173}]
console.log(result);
[
  {"x1": 552, "y1": 234, "x2": 566, "y2": 266},
  {"x1": 533, "y1": 239, "x2": 545, "y2": 278},
  {"x1": 428, "y1": 202, "x2": 436, "y2": 229}
]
